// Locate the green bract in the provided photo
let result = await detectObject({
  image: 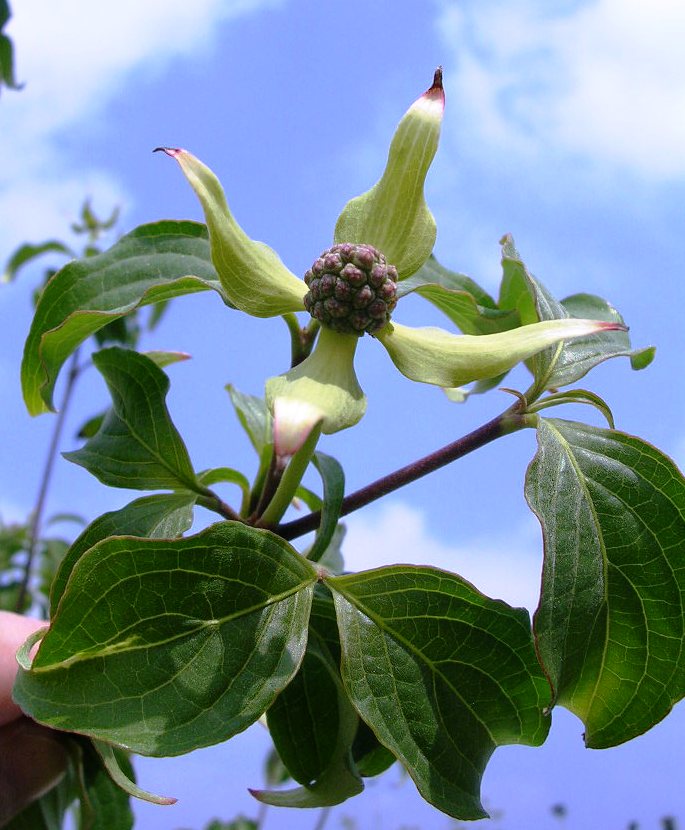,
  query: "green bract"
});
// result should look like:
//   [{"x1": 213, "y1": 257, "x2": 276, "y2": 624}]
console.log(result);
[{"x1": 160, "y1": 70, "x2": 623, "y2": 434}]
